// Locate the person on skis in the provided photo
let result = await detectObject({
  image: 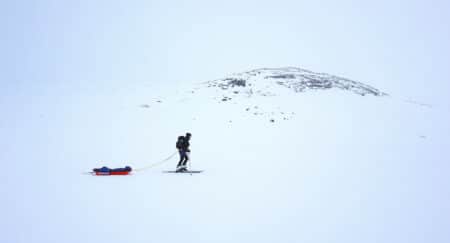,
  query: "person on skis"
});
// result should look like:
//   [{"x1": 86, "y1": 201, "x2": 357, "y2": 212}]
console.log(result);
[{"x1": 176, "y1": 132, "x2": 192, "y2": 172}]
